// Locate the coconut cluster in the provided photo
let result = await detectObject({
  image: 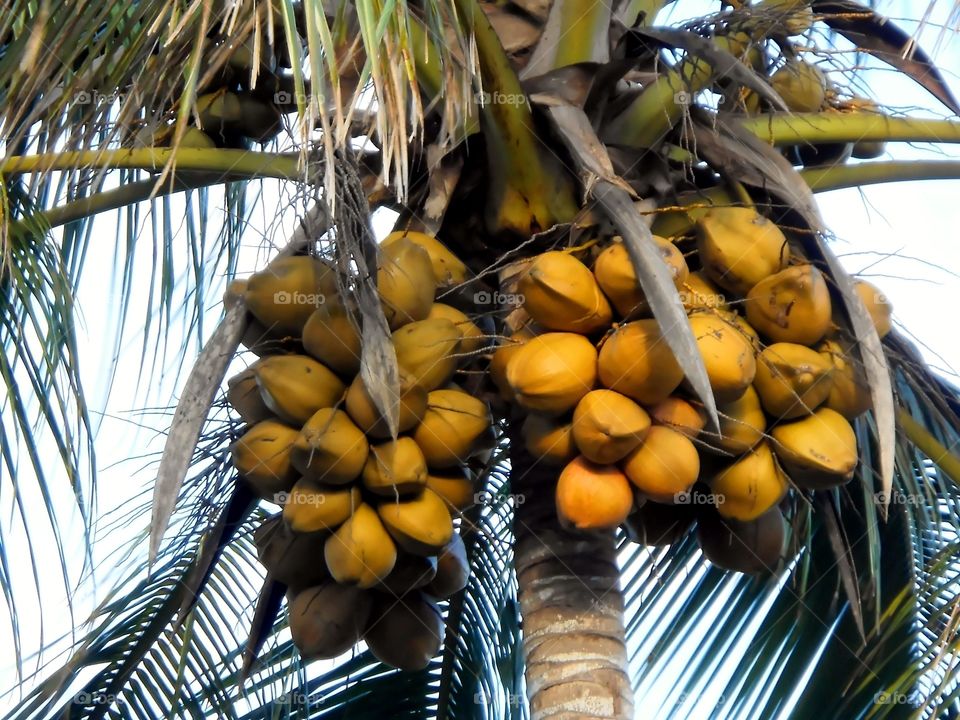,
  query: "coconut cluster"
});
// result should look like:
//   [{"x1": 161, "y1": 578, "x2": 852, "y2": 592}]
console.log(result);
[
  {"x1": 494, "y1": 207, "x2": 892, "y2": 574},
  {"x1": 226, "y1": 231, "x2": 490, "y2": 670}
]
